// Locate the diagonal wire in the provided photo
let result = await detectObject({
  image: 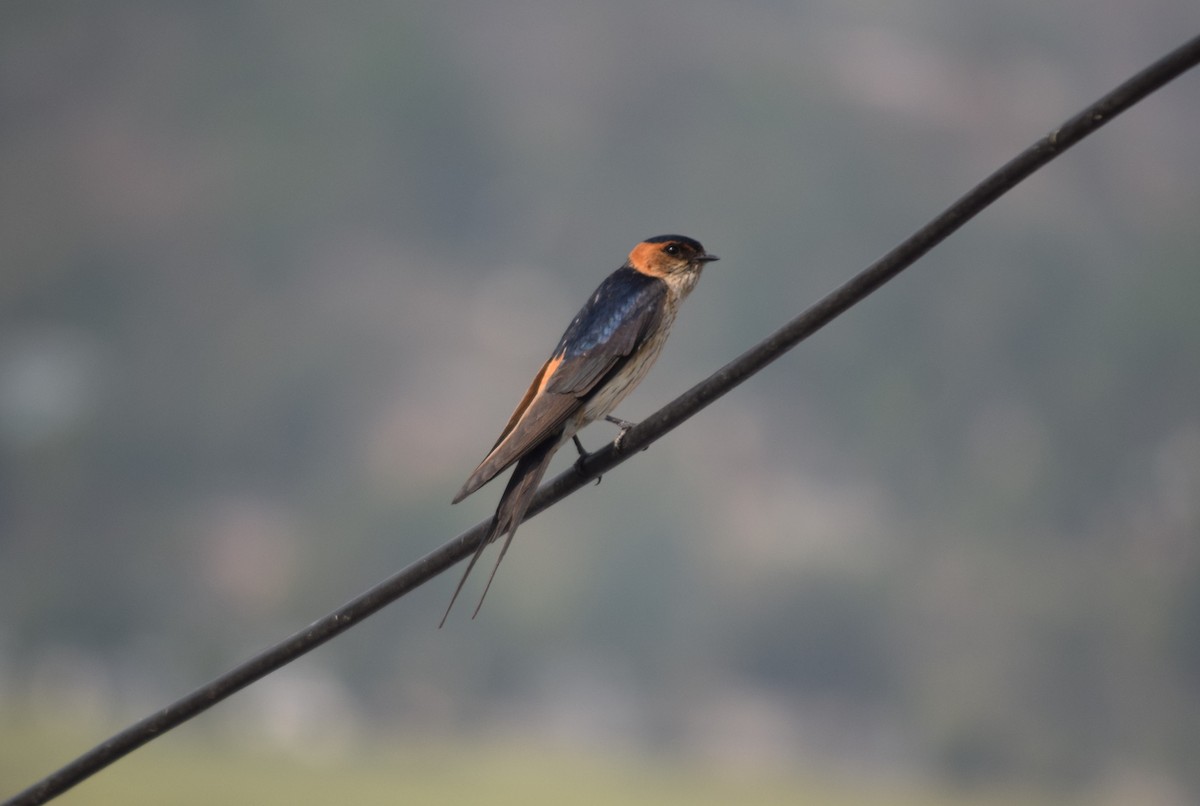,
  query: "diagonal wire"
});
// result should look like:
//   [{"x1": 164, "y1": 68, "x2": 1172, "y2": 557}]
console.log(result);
[{"x1": 6, "y1": 31, "x2": 1200, "y2": 806}]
